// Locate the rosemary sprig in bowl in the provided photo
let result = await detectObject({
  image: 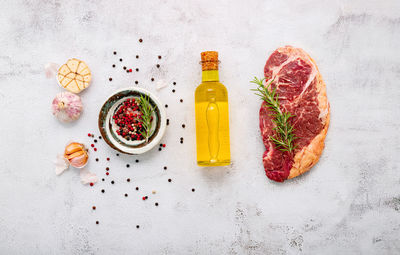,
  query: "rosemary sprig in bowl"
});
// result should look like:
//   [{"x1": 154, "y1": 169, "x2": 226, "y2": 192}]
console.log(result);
[
  {"x1": 251, "y1": 77, "x2": 297, "y2": 153},
  {"x1": 138, "y1": 94, "x2": 154, "y2": 142}
]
